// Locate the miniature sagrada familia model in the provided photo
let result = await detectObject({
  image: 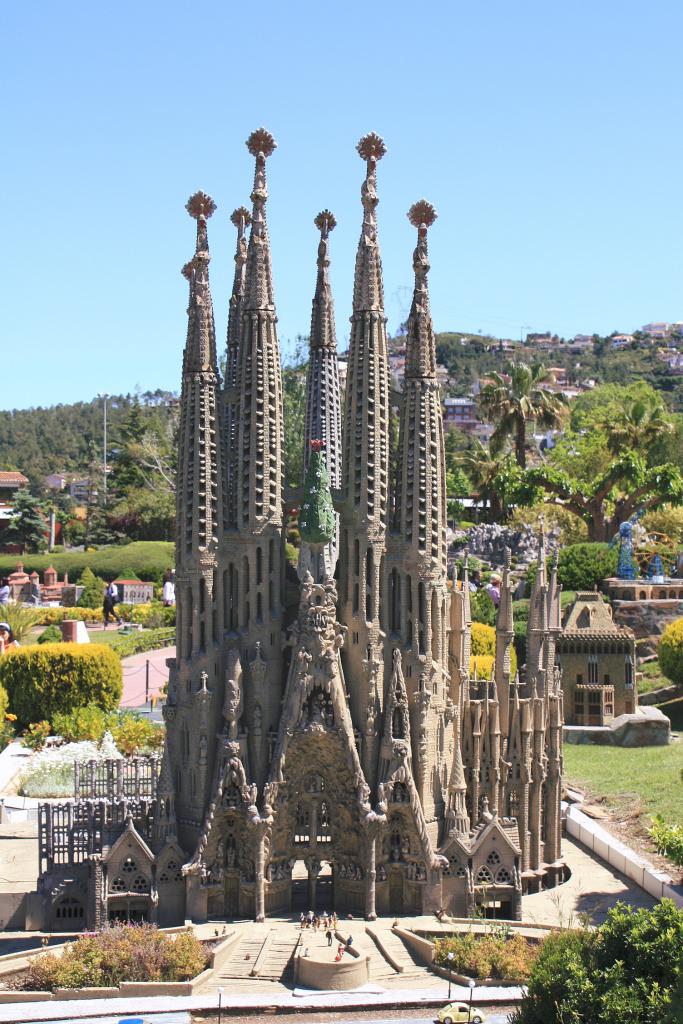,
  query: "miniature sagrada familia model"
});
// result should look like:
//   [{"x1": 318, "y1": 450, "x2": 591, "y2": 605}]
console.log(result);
[{"x1": 32, "y1": 130, "x2": 565, "y2": 930}]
